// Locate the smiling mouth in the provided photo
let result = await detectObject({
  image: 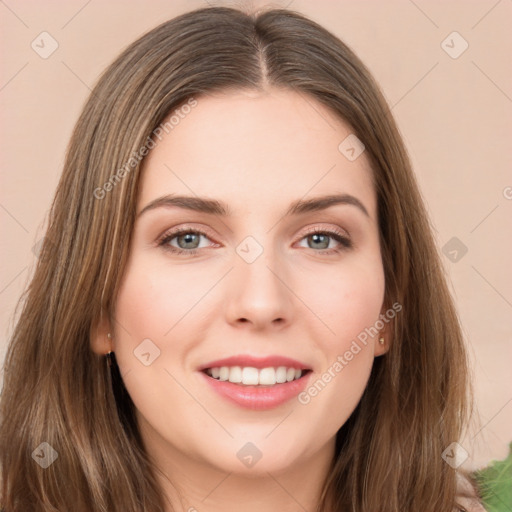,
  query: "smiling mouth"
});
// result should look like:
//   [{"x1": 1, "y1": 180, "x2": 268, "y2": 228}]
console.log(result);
[{"x1": 202, "y1": 366, "x2": 312, "y2": 387}]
